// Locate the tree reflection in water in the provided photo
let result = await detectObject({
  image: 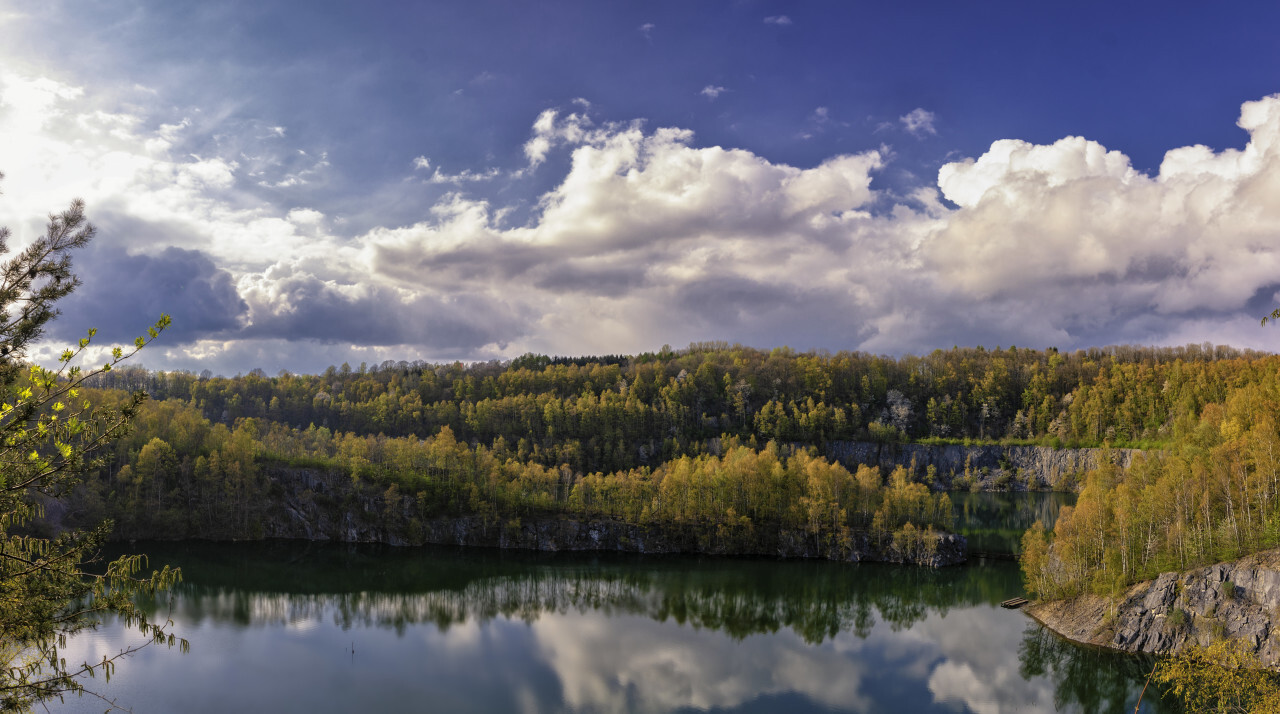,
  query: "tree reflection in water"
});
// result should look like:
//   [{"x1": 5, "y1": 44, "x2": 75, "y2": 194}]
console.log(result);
[
  {"x1": 121, "y1": 540, "x2": 1026, "y2": 643},
  {"x1": 952, "y1": 491, "x2": 1076, "y2": 555},
  {"x1": 96, "y1": 540, "x2": 1176, "y2": 713},
  {"x1": 1019, "y1": 623, "x2": 1175, "y2": 713}
]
